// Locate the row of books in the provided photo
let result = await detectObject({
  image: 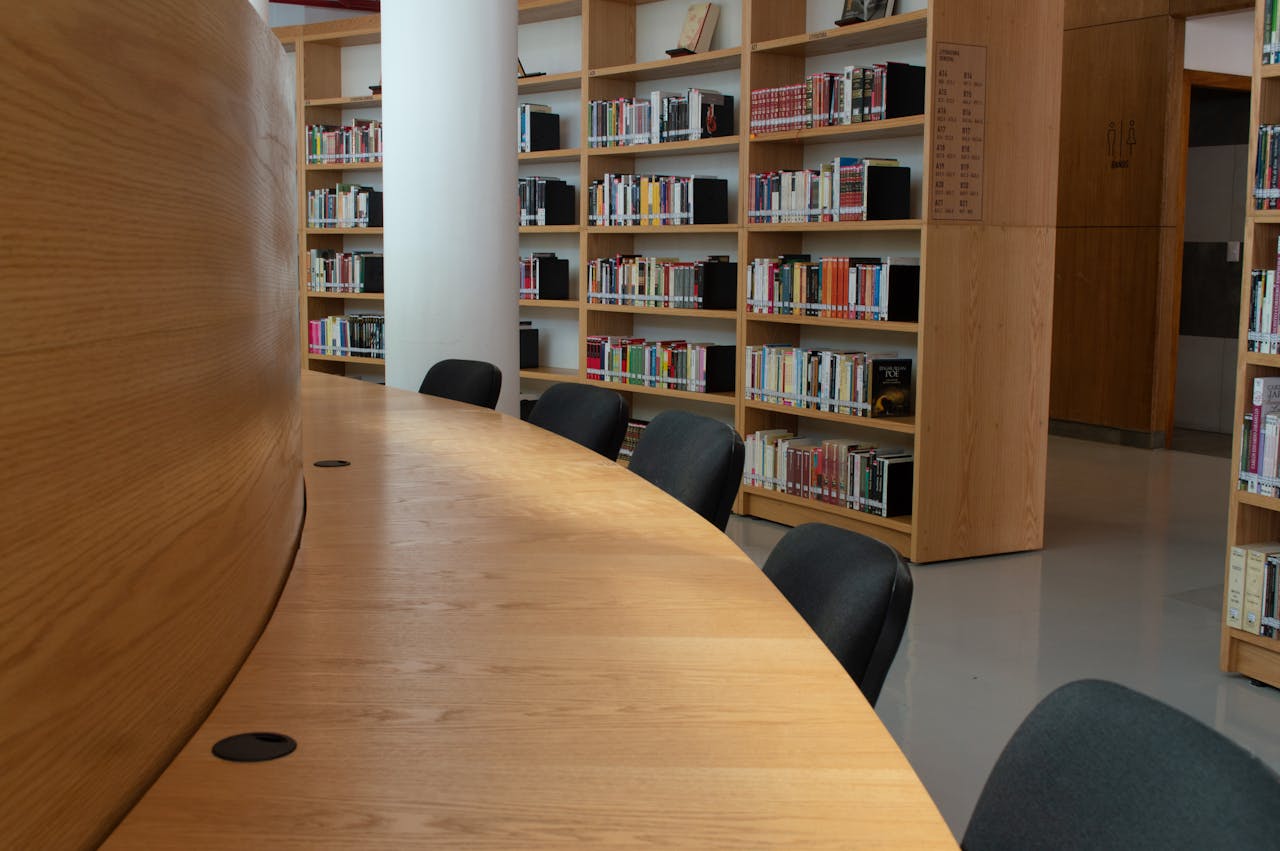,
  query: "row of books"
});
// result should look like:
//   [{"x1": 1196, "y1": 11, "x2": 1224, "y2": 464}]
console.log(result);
[
  {"x1": 1242, "y1": 375, "x2": 1280, "y2": 496},
  {"x1": 1248, "y1": 262, "x2": 1280, "y2": 353},
  {"x1": 618, "y1": 418, "x2": 649, "y2": 461},
  {"x1": 587, "y1": 174, "x2": 728, "y2": 226},
  {"x1": 587, "y1": 256, "x2": 735, "y2": 310},
  {"x1": 1255, "y1": 124, "x2": 1280, "y2": 210},
  {"x1": 586, "y1": 89, "x2": 734, "y2": 148},
  {"x1": 518, "y1": 104, "x2": 560, "y2": 153},
  {"x1": 1225, "y1": 541, "x2": 1280, "y2": 638},
  {"x1": 308, "y1": 249, "x2": 384, "y2": 294},
  {"x1": 744, "y1": 346, "x2": 912, "y2": 418},
  {"x1": 748, "y1": 63, "x2": 925, "y2": 134},
  {"x1": 307, "y1": 184, "x2": 383, "y2": 228},
  {"x1": 519, "y1": 253, "x2": 570, "y2": 300},
  {"x1": 519, "y1": 176, "x2": 575, "y2": 226},
  {"x1": 306, "y1": 119, "x2": 382, "y2": 165},
  {"x1": 307, "y1": 313, "x2": 385, "y2": 359},
  {"x1": 743, "y1": 429, "x2": 912, "y2": 518},
  {"x1": 746, "y1": 255, "x2": 919, "y2": 322},
  {"x1": 746, "y1": 159, "x2": 910, "y2": 223},
  {"x1": 1265, "y1": 0, "x2": 1280, "y2": 64},
  {"x1": 586, "y1": 336, "x2": 734, "y2": 393}
]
